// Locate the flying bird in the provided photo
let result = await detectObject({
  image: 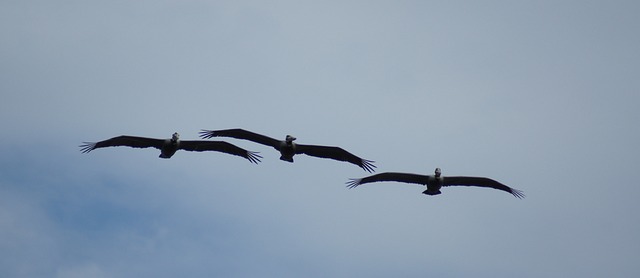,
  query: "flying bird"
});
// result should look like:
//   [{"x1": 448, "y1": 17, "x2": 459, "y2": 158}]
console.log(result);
[
  {"x1": 347, "y1": 168, "x2": 524, "y2": 198},
  {"x1": 80, "y1": 132, "x2": 262, "y2": 163},
  {"x1": 199, "y1": 128, "x2": 375, "y2": 172}
]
